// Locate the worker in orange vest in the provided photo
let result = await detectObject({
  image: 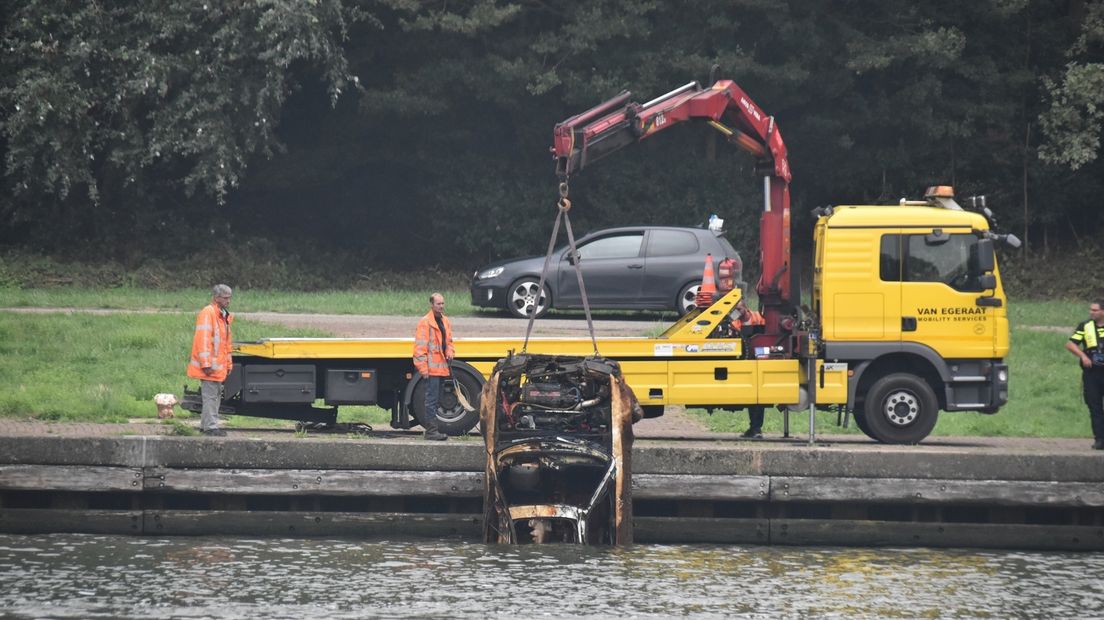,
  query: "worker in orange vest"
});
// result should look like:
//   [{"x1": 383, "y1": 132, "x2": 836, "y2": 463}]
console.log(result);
[
  {"x1": 187, "y1": 284, "x2": 234, "y2": 436},
  {"x1": 413, "y1": 292, "x2": 454, "y2": 441},
  {"x1": 733, "y1": 298, "x2": 767, "y2": 439}
]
